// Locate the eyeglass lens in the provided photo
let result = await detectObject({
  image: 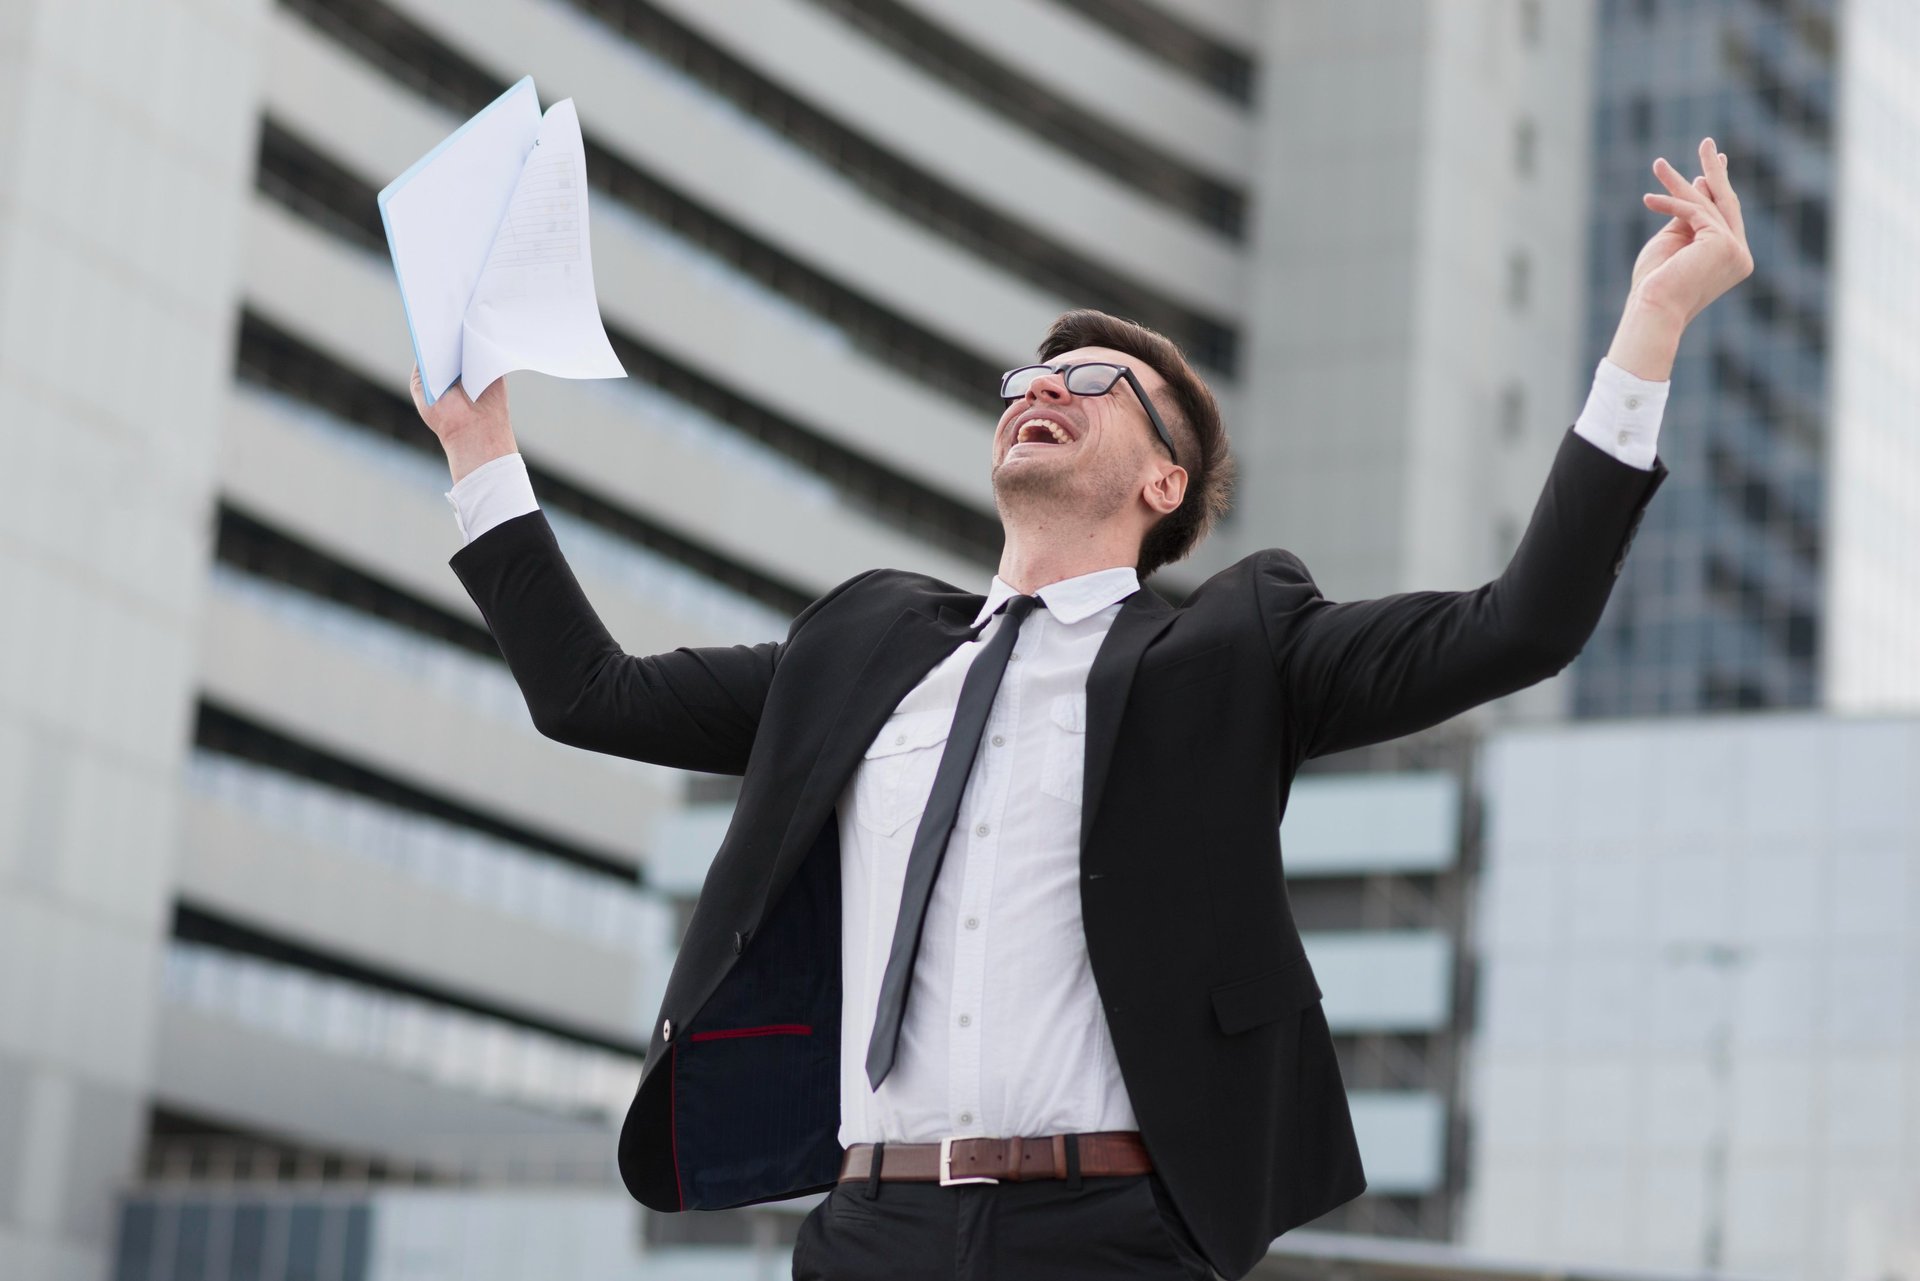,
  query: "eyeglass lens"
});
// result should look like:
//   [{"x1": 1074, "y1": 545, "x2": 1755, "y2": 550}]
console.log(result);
[{"x1": 1001, "y1": 363, "x2": 1124, "y2": 399}]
